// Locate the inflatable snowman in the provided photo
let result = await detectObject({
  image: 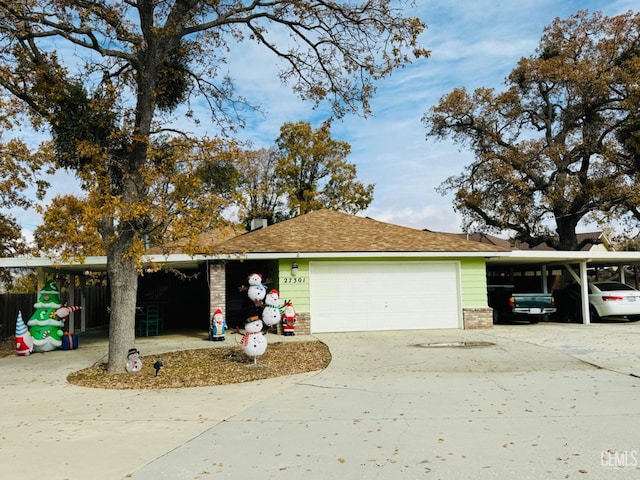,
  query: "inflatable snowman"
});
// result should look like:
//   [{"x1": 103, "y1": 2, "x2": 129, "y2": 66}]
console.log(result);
[
  {"x1": 210, "y1": 308, "x2": 227, "y2": 341},
  {"x1": 246, "y1": 273, "x2": 267, "y2": 303},
  {"x1": 281, "y1": 300, "x2": 297, "y2": 336},
  {"x1": 262, "y1": 289, "x2": 282, "y2": 327},
  {"x1": 126, "y1": 348, "x2": 143, "y2": 372},
  {"x1": 240, "y1": 316, "x2": 267, "y2": 363}
]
